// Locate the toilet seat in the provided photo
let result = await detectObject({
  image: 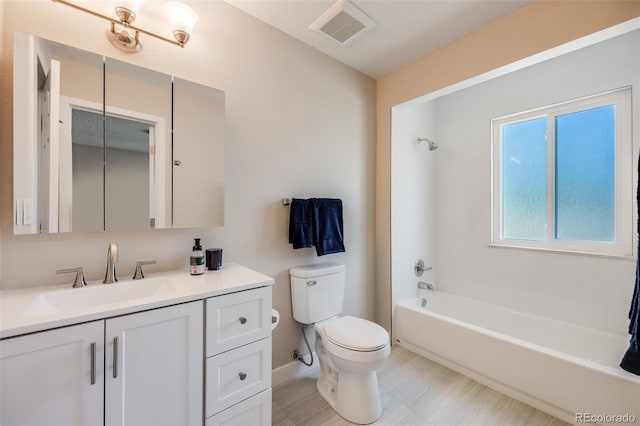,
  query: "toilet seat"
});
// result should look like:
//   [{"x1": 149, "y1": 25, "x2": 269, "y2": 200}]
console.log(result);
[{"x1": 323, "y1": 315, "x2": 389, "y2": 352}]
